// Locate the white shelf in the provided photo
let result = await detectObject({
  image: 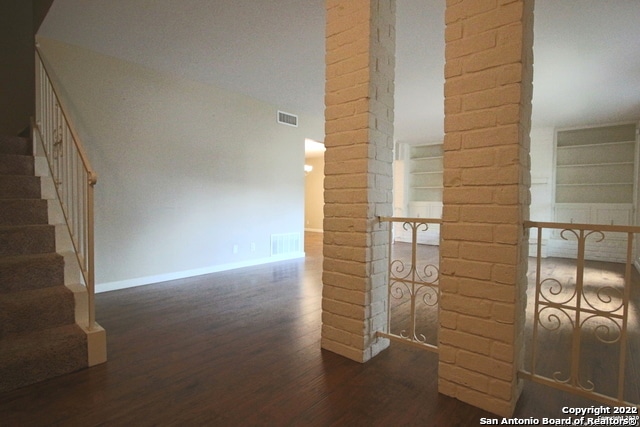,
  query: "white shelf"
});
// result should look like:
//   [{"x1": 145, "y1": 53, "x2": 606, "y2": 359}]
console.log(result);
[
  {"x1": 557, "y1": 161, "x2": 634, "y2": 168},
  {"x1": 557, "y1": 140, "x2": 634, "y2": 149},
  {"x1": 555, "y1": 124, "x2": 637, "y2": 205},
  {"x1": 557, "y1": 183, "x2": 633, "y2": 187},
  {"x1": 411, "y1": 155, "x2": 443, "y2": 160},
  {"x1": 409, "y1": 143, "x2": 443, "y2": 203}
]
